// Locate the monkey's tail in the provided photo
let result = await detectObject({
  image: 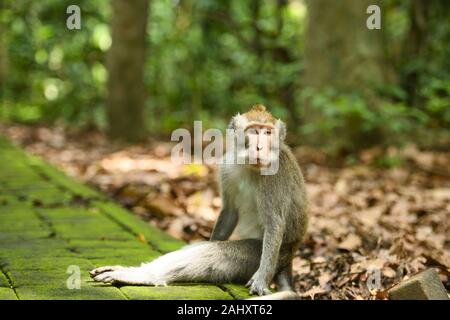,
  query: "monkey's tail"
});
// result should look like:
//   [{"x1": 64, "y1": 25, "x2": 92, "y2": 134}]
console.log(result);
[
  {"x1": 138, "y1": 239, "x2": 298, "y2": 299},
  {"x1": 247, "y1": 291, "x2": 299, "y2": 300},
  {"x1": 140, "y1": 239, "x2": 262, "y2": 285}
]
